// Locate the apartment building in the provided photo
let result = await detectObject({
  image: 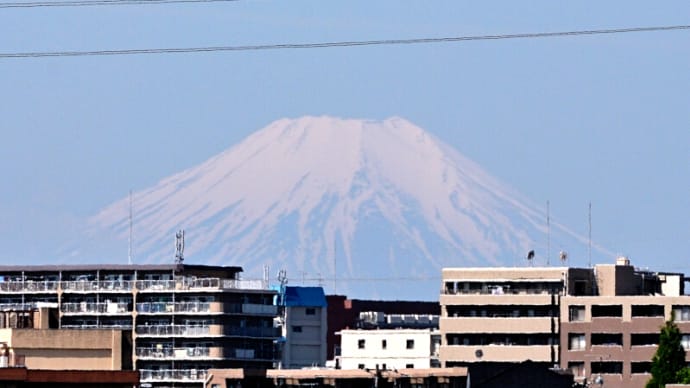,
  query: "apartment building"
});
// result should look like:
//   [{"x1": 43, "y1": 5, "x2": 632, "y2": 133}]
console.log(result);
[
  {"x1": 0, "y1": 264, "x2": 279, "y2": 387},
  {"x1": 336, "y1": 311, "x2": 441, "y2": 370},
  {"x1": 440, "y1": 258, "x2": 690, "y2": 388},
  {"x1": 279, "y1": 286, "x2": 327, "y2": 369},
  {"x1": 560, "y1": 259, "x2": 690, "y2": 388}
]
